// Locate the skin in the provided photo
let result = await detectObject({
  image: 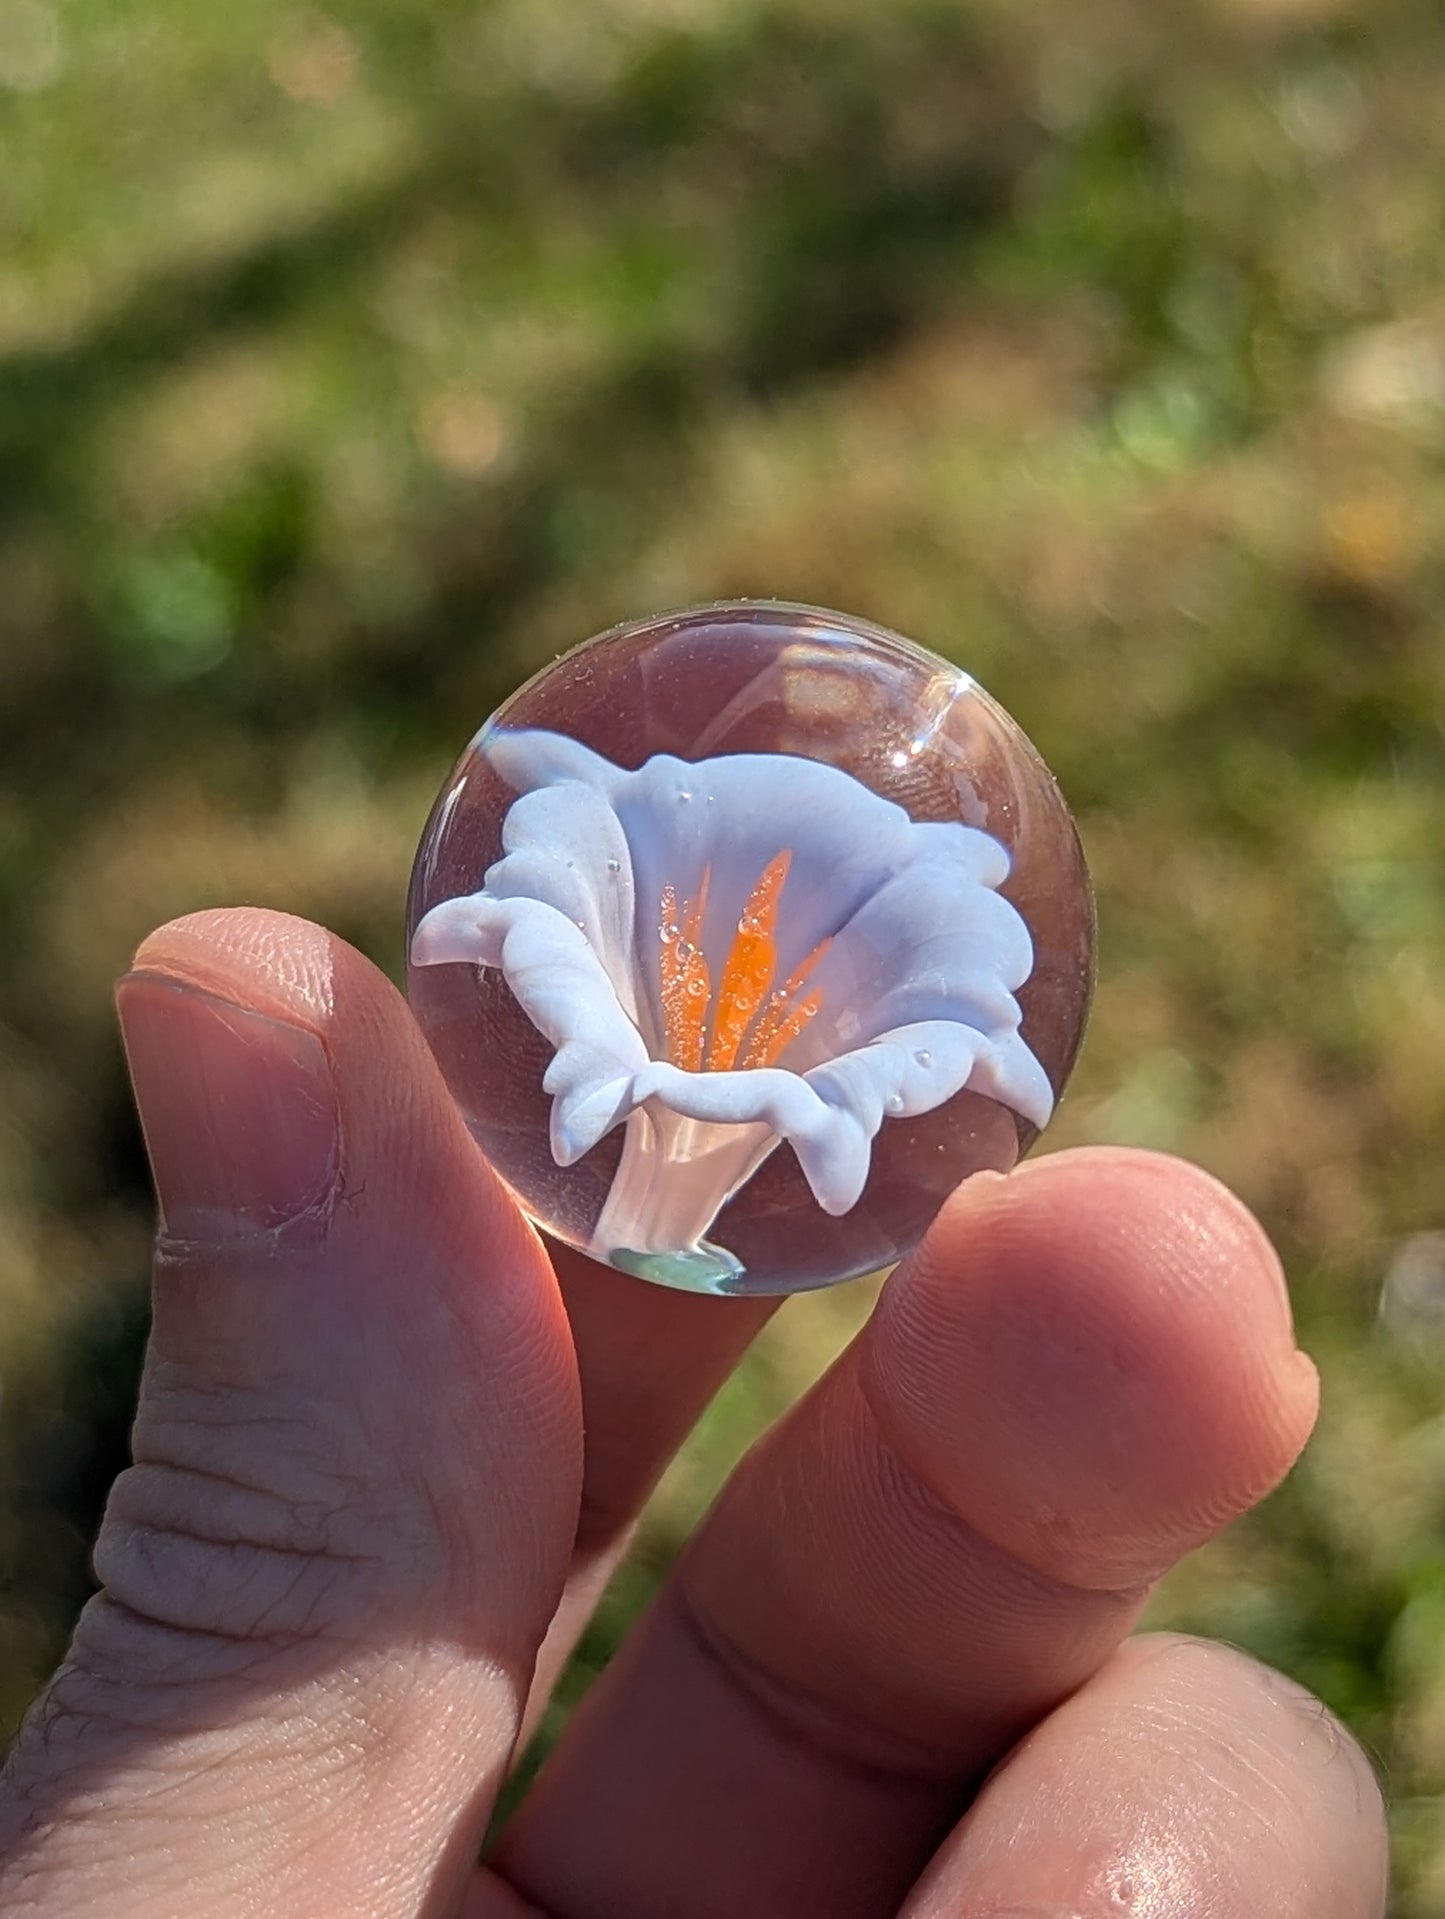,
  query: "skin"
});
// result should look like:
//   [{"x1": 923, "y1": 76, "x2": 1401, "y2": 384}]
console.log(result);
[{"x1": 0, "y1": 907, "x2": 1389, "y2": 1918}]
